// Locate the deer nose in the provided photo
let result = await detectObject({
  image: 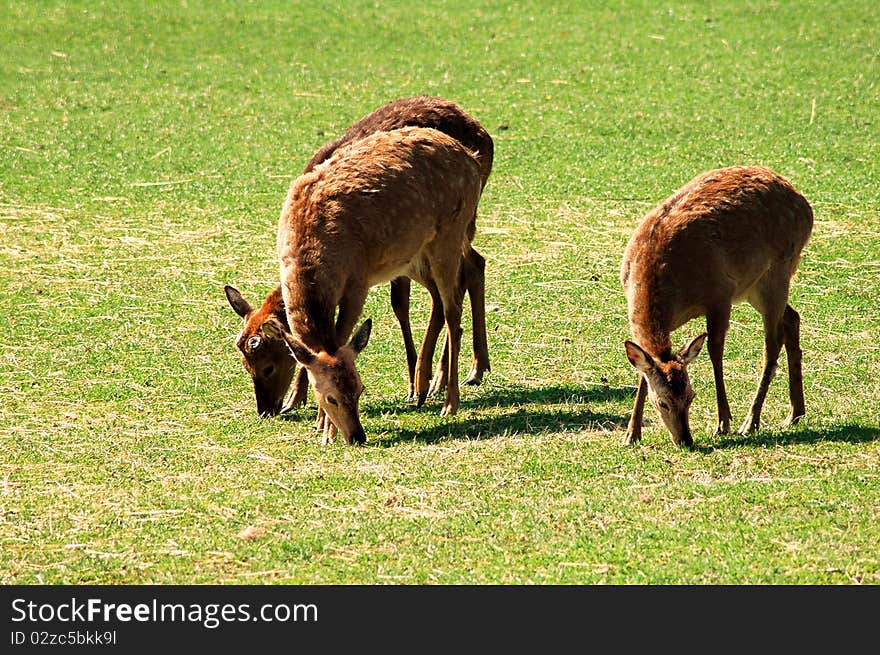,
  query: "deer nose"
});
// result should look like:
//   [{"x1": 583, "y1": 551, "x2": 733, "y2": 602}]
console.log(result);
[
  {"x1": 256, "y1": 394, "x2": 282, "y2": 418},
  {"x1": 348, "y1": 426, "x2": 367, "y2": 446},
  {"x1": 671, "y1": 416, "x2": 694, "y2": 448}
]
